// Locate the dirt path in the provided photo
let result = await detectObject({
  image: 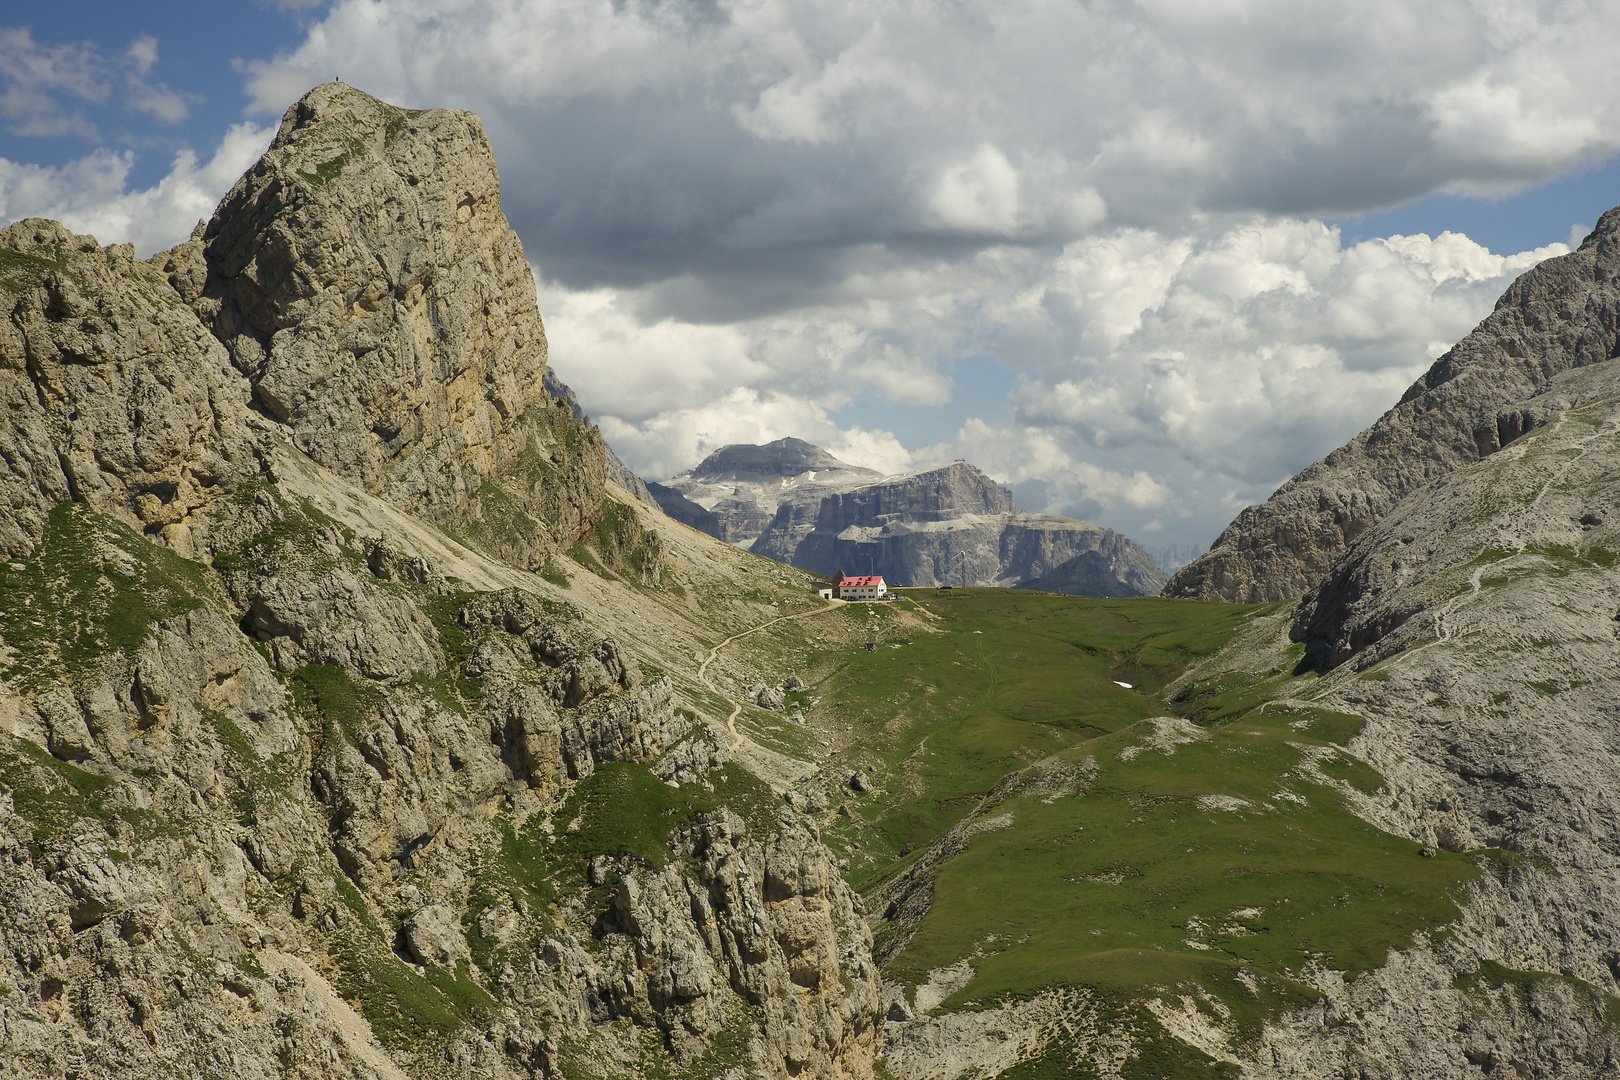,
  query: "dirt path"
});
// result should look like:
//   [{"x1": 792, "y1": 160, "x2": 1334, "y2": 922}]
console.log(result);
[
  {"x1": 698, "y1": 599, "x2": 844, "y2": 742},
  {"x1": 894, "y1": 593, "x2": 943, "y2": 621}
]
